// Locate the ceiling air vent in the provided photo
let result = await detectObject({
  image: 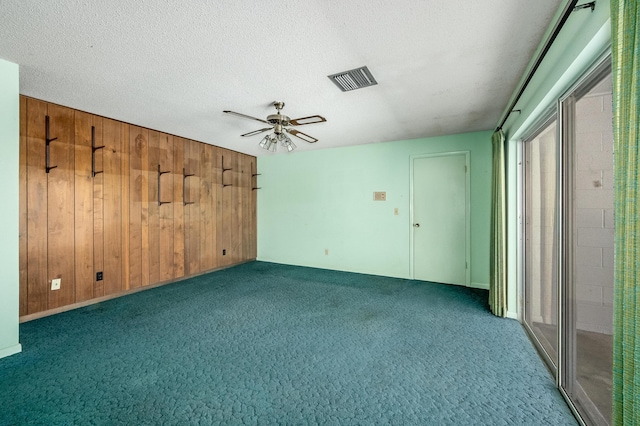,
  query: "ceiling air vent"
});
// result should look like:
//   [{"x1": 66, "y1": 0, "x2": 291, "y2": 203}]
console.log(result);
[{"x1": 328, "y1": 66, "x2": 377, "y2": 92}]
